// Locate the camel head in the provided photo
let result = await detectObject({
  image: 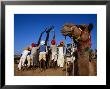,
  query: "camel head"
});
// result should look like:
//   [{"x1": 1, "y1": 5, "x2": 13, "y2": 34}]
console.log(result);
[
  {"x1": 61, "y1": 23, "x2": 93, "y2": 42},
  {"x1": 61, "y1": 23, "x2": 93, "y2": 50},
  {"x1": 61, "y1": 23, "x2": 81, "y2": 38}
]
